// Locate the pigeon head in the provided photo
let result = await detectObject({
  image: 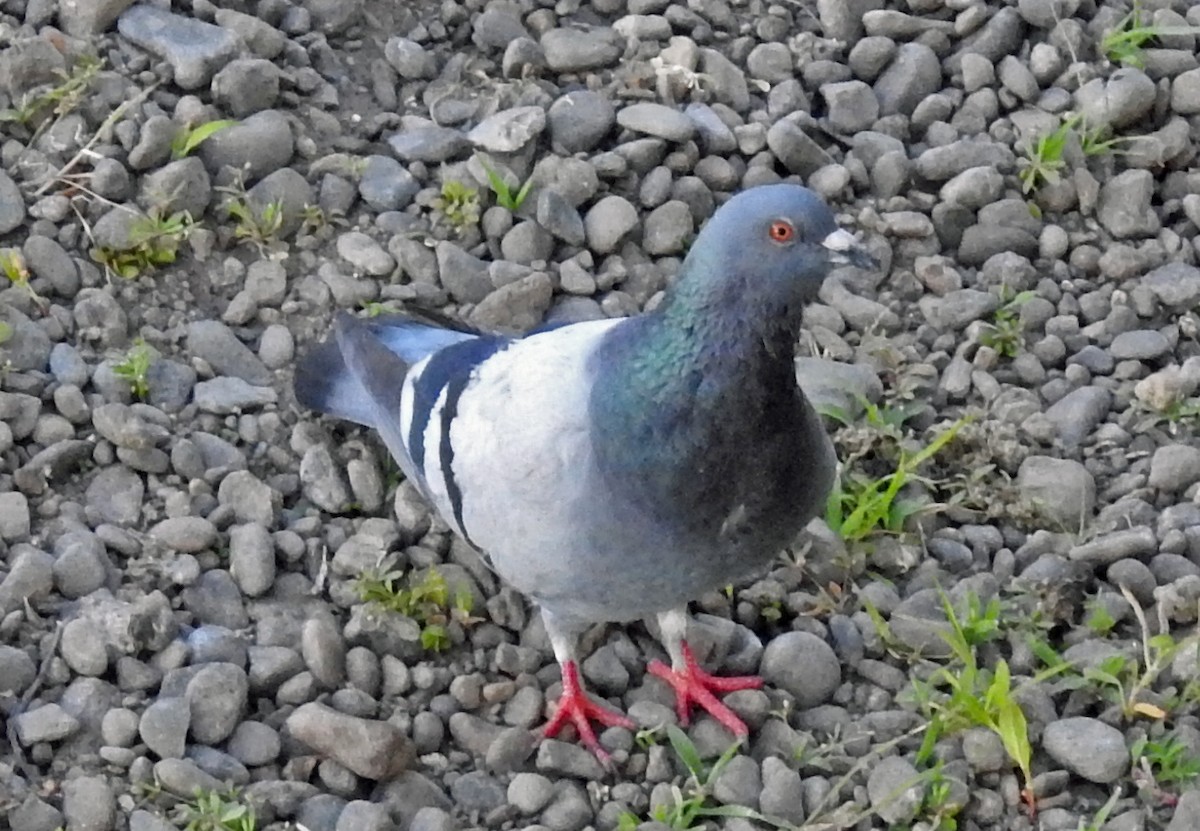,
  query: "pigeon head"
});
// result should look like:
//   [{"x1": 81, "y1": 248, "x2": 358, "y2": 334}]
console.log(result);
[{"x1": 671, "y1": 183, "x2": 874, "y2": 318}]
